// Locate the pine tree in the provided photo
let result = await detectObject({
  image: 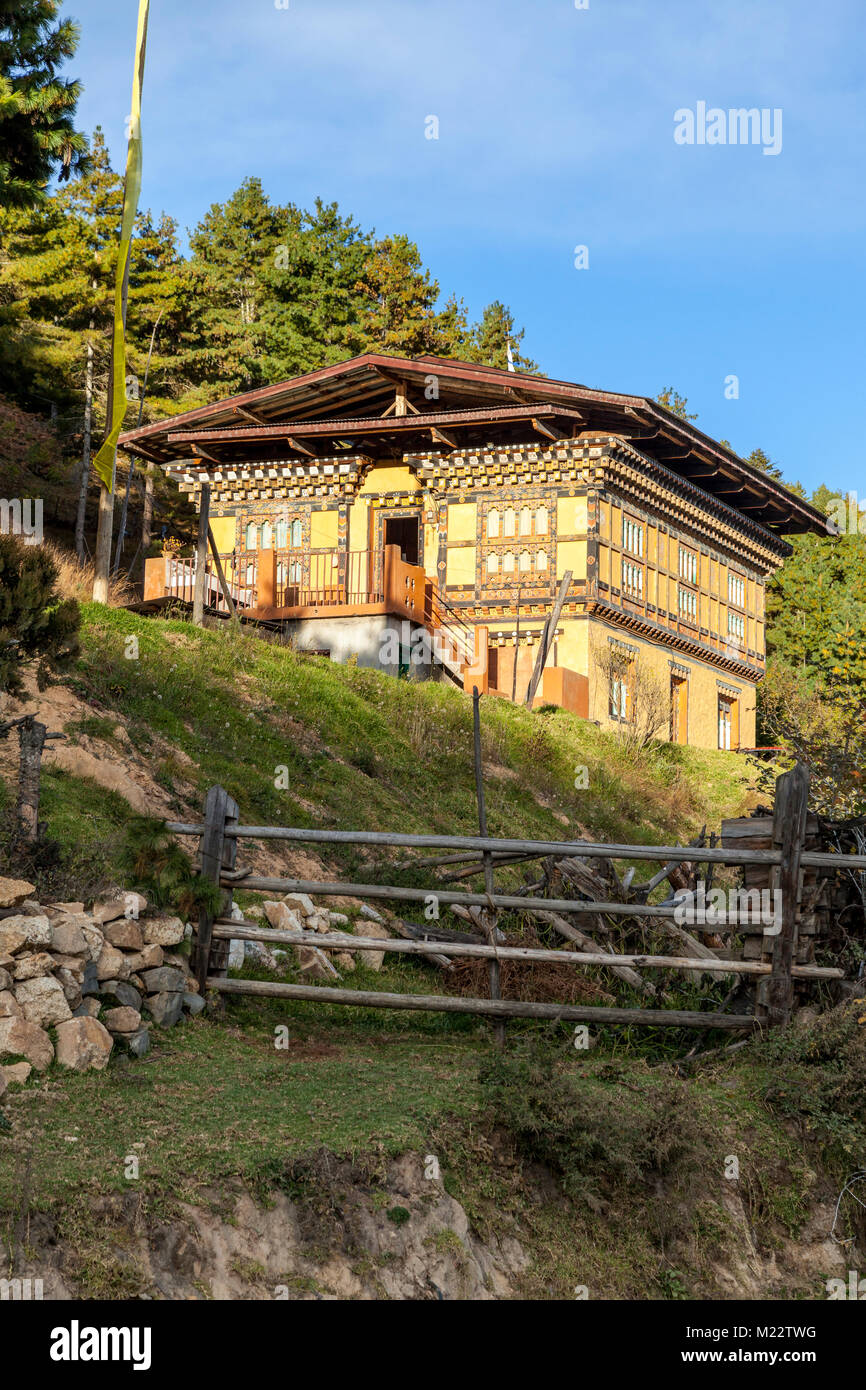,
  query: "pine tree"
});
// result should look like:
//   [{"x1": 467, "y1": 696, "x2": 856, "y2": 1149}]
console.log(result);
[
  {"x1": 0, "y1": 0, "x2": 88, "y2": 208},
  {"x1": 656, "y1": 387, "x2": 698, "y2": 422},
  {"x1": 358, "y1": 233, "x2": 441, "y2": 356},
  {"x1": 462, "y1": 301, "x2": 538, "y2": 372}
]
